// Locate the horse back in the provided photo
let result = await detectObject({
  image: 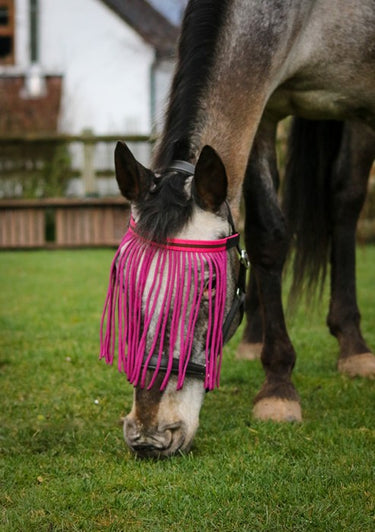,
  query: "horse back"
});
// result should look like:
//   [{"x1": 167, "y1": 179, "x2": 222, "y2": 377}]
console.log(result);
[{"x1": 265, "y1": 0, "x2": 375, "y2": 124}]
